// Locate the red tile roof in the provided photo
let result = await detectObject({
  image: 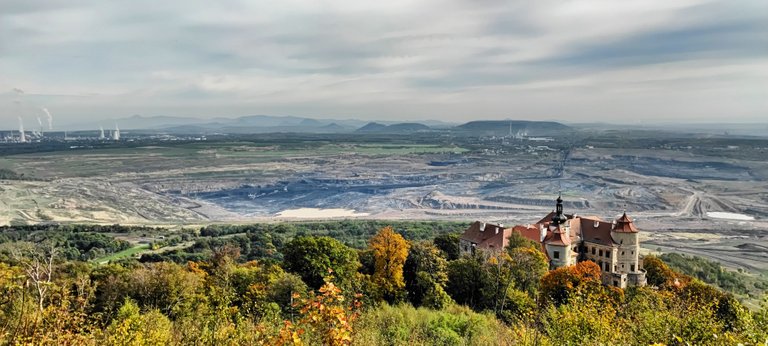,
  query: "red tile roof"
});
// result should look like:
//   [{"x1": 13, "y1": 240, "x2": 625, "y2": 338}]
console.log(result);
[
  {"x1": 613, "y1": 212, "x2": 638, "y2": 233},
  {"x1": 461, "y1": 221, "x2": 511, "y2": 250},
  {"x1": 577, "y1": 217, "x2": 615, "y2": 246},
  {"x1": 464, "y1": 208, "x2": 638, "y2": 253},
  {"x1": 512, "y1": 225, "x2": 542, "y2": 243},
  {"x1": 547, "y1": 227, "x2": 571, "y2": 246}
]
